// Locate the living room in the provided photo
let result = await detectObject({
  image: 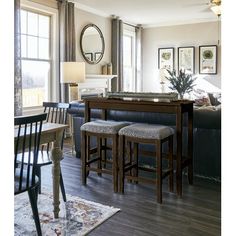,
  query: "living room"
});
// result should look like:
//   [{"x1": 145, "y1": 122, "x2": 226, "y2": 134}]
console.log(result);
[{"x1": 0, "y1": 0, "x2": 234, "y2": 235}]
